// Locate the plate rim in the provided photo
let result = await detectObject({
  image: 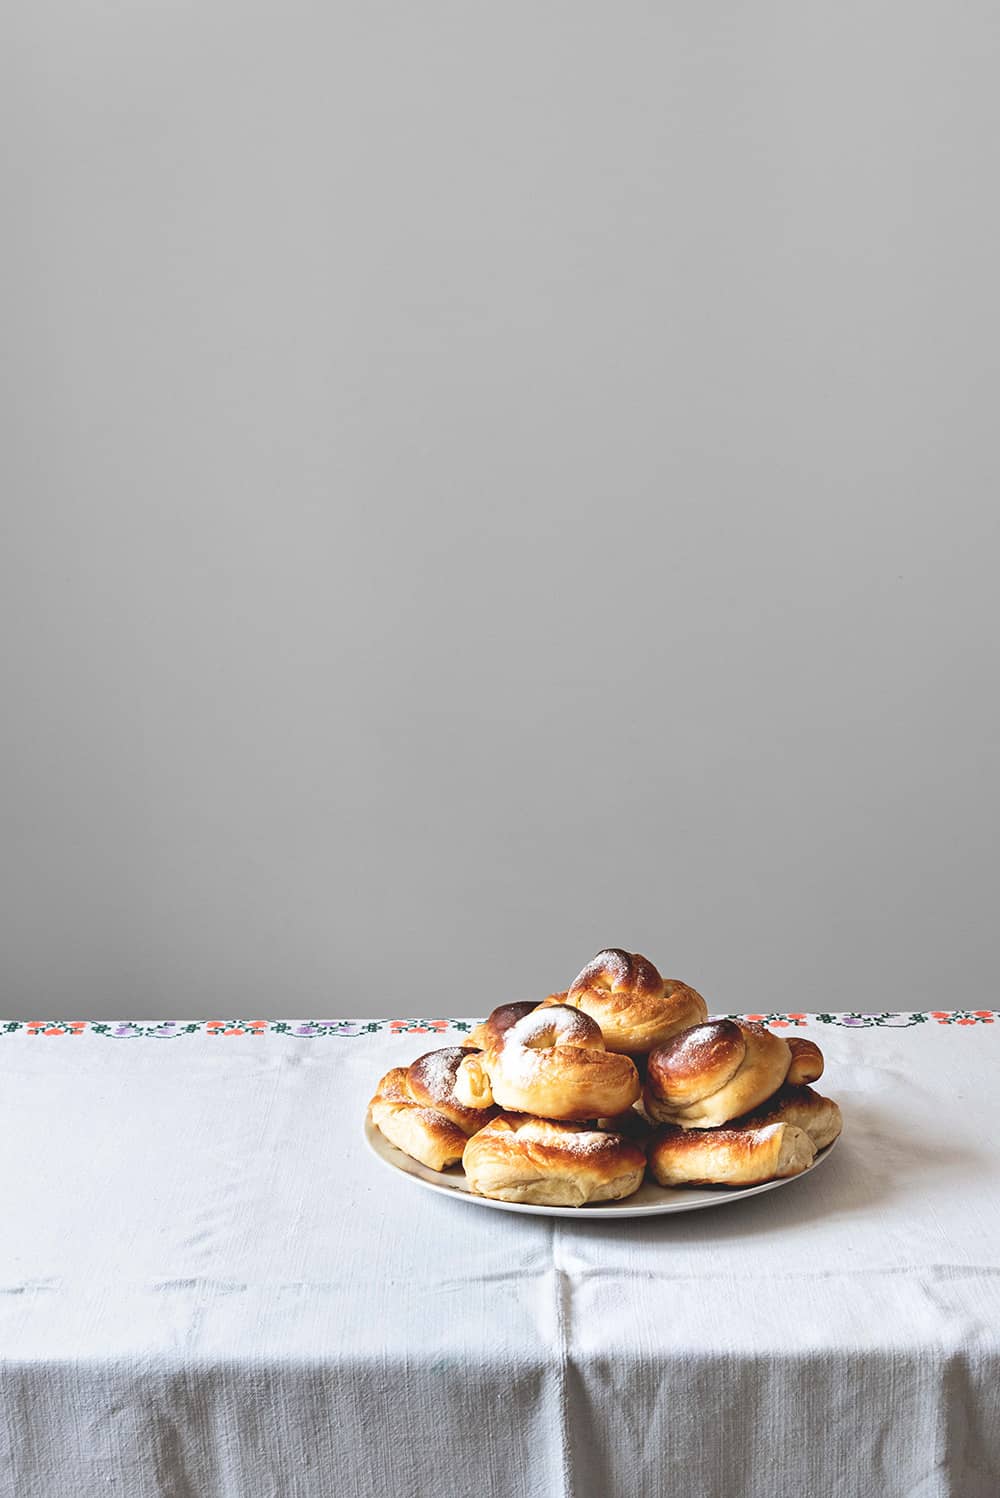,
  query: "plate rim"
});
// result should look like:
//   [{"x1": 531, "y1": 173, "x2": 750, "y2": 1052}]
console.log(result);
[{"x1": 363, "y1": 1110, "x2": 839, "y2": 1219}]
